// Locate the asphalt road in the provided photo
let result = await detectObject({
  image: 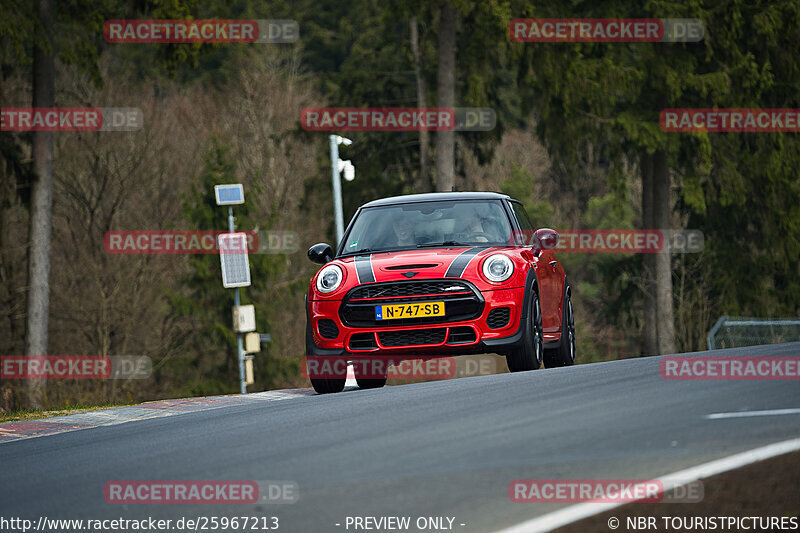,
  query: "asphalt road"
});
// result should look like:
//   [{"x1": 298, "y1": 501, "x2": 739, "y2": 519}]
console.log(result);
[{"x1": 2, "y1": 343, "x2": 799, "y2": 533}]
